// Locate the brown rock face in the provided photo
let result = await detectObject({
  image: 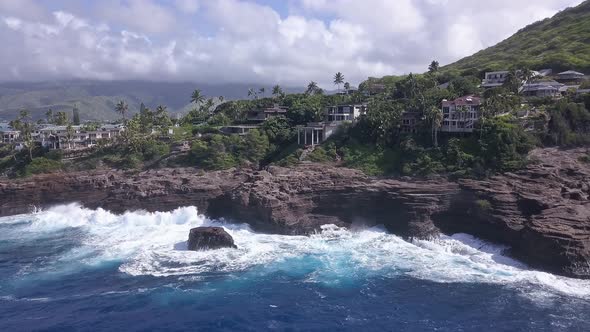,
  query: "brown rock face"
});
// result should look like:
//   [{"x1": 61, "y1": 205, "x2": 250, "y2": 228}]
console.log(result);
[
  {"x1": 0, "y1": 148, "x2": 589, "y2": 279},
  {"x1": 188, "y1": 227, "x2": 237, "y2": 250}
]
